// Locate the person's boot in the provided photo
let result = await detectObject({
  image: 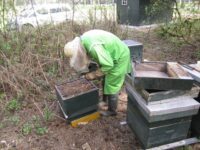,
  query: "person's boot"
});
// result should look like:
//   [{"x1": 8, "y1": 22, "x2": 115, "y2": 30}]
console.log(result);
[{"x1": 100, "y1": 94, "x2": 118, "y2": 117}]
